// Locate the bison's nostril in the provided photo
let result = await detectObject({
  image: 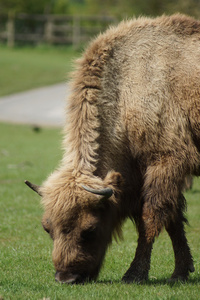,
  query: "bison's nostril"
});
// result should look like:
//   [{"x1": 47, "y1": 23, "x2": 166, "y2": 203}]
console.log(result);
[{"x1": 55, "y1": 271, "x2": 80, "y2": 284}]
